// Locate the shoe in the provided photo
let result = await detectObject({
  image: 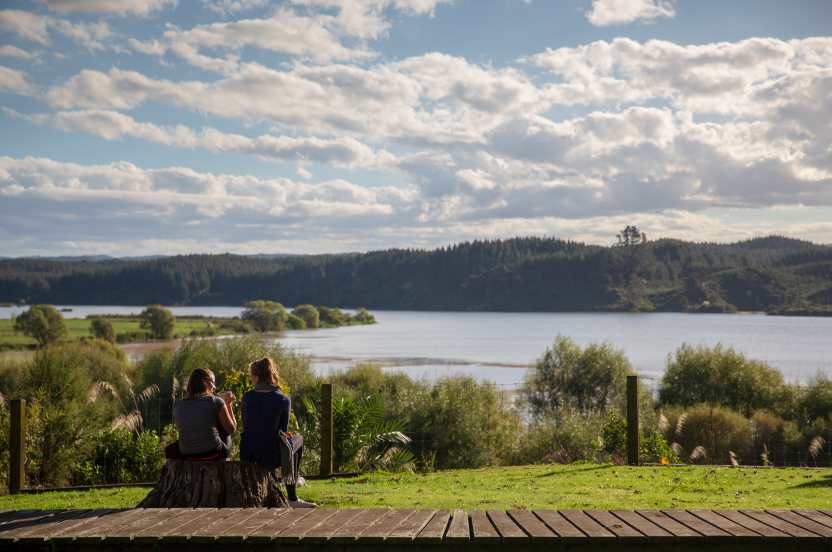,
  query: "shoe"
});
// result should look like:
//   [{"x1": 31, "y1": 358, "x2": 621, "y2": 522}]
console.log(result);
[
  {"x1": 296, "y1": 476, "x2": 306, "y2": 487},
  {"x1": 289, "y1": 499, "x2": 317, "y2": 508}
]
